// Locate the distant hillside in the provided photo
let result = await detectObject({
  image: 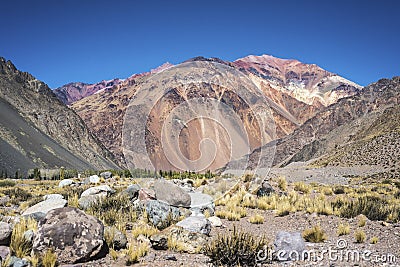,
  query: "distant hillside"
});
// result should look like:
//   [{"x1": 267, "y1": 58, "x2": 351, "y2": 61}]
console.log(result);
[
  {"x1": 0, "y1": 57, "x2": 120, "y2": 174},
  {"x1": 65, "y1": 55, "x2": 360, "y2": 170},
  {"x1": 244, "y1": 76, "x2": 400, "y2": 170}
]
